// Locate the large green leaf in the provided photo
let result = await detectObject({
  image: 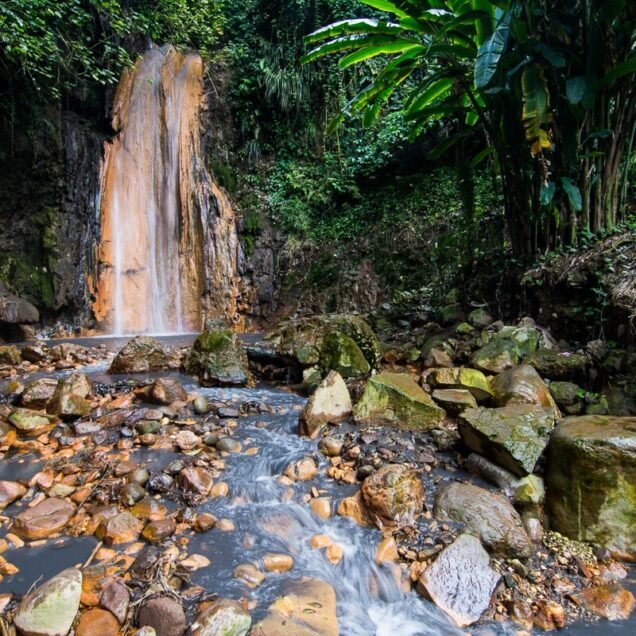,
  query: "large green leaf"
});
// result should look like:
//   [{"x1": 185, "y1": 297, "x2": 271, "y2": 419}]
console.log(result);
[
  {"x1": 304, "y1": 19, "x2": 402, "y2": 45},
  {"x1": 406, "y1": 77, "x2": 456, "y2": 116},
  {"x1": 565, "y1": 76, "x2": 587, "y2": 104},
  {"x1": 360, "y1": 0, "x2": 409, "y2": 18},
  {"x1": 561, "y1": 177, "x2": 582, "y2": 212},
  {"x1": 474, "y1": 12, "x2": 510, "y2": 88},
  {"x1": 339, "y1": 41, "x2": 422, "y2": 68},
  {"x1": 301, "y1": 35, "x2": 405, "y2": 64},
  {"x1": 602, "y1": 56, "x2": 636, "y2": 85}
]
